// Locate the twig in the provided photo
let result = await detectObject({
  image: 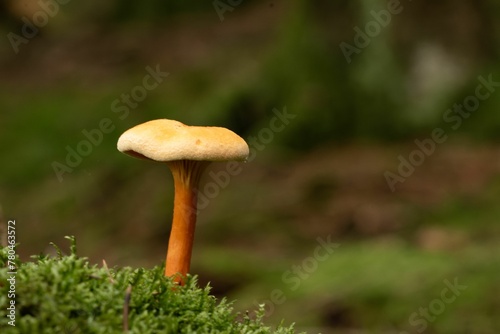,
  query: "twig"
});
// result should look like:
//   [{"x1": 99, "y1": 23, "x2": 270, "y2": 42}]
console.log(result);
[
  {"x1": 123, "y1": 285, "x2": 132, "y2": 332},
  {"x1": 102, "y1": 259, "x2": 116, "y2": 284}
]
